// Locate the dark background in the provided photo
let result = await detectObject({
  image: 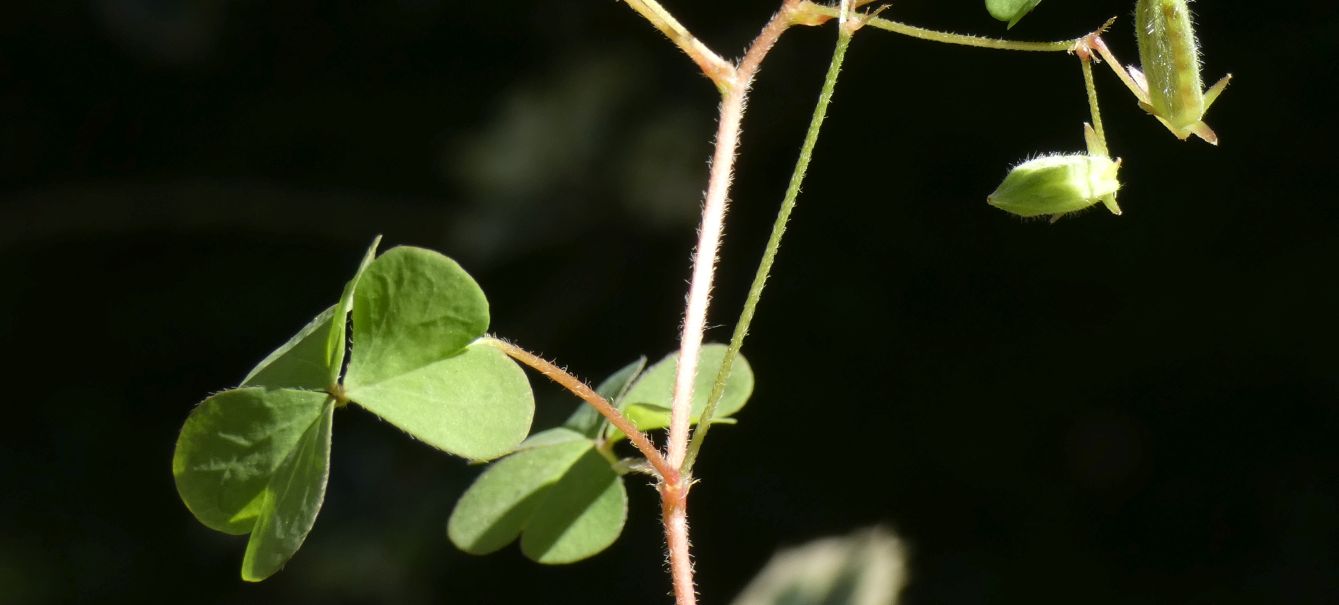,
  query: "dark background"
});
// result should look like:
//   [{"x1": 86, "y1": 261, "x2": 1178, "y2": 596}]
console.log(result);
[{"x1": 3, "y1": 0, "x2": 1336, "y2": 603}]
